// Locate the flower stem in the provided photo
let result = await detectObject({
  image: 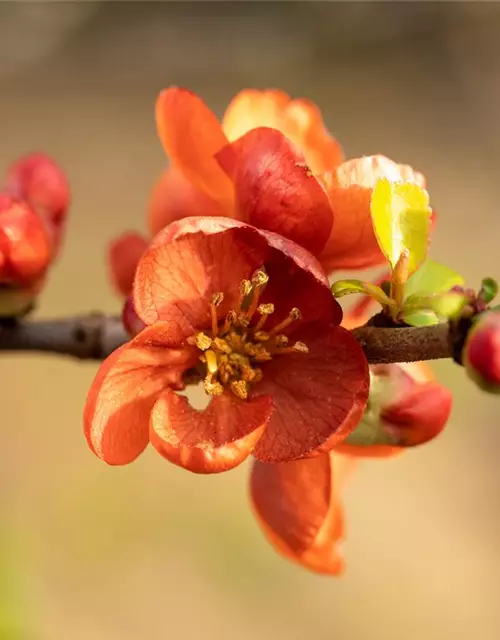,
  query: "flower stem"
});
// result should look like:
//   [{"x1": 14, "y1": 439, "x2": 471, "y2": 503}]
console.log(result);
[{"x1": 0, "y1": 313, "x2": 454, "y2": 365}]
